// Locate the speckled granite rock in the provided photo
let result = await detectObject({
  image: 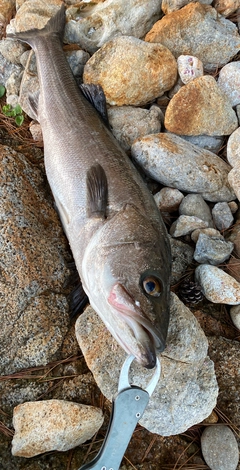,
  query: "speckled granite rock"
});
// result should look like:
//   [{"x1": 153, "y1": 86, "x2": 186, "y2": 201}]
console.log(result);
[
  {"x1": 75, "y1": 293, "x2": 218, "y2": 436},
  {"x1": 0, "y1": 145, "x2": 70, "y2": 374}
]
